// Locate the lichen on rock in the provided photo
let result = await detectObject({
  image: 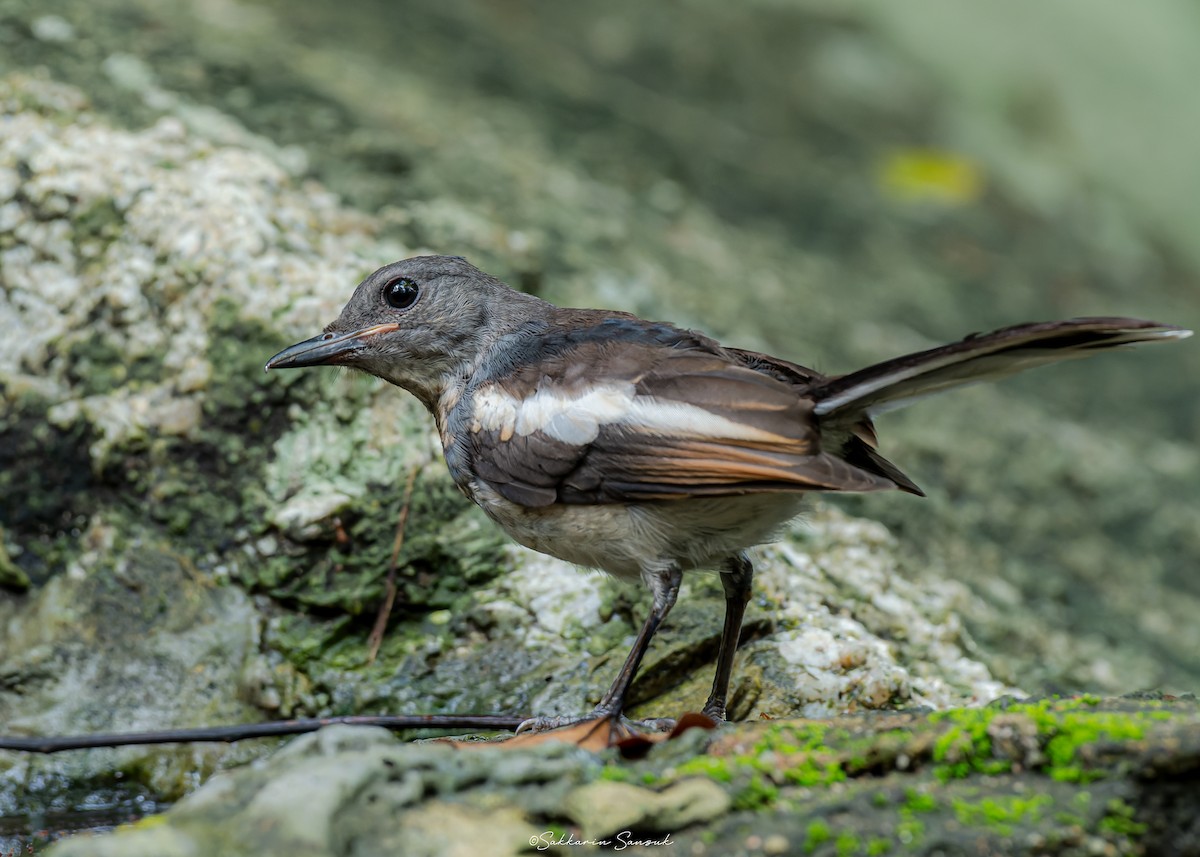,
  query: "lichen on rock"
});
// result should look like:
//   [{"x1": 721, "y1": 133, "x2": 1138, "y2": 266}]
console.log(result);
[
  {"x1": 1, "y1": 0, "x2": 1197, "y2": 845},
  {"x1": 0, "y1": 72, "x2": 1023, "y2": 848}
]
